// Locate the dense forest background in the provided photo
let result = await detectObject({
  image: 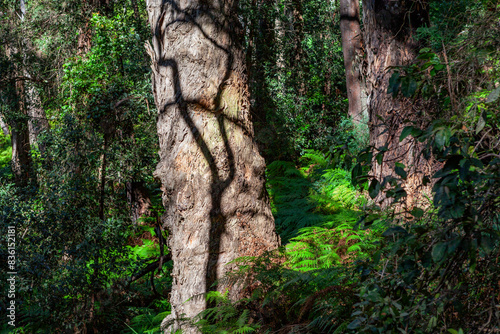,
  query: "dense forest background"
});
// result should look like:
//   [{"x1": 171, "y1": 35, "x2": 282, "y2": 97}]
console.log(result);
[{"x1": 0, "y1": 0, "x2": 499, "y2": 333}]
